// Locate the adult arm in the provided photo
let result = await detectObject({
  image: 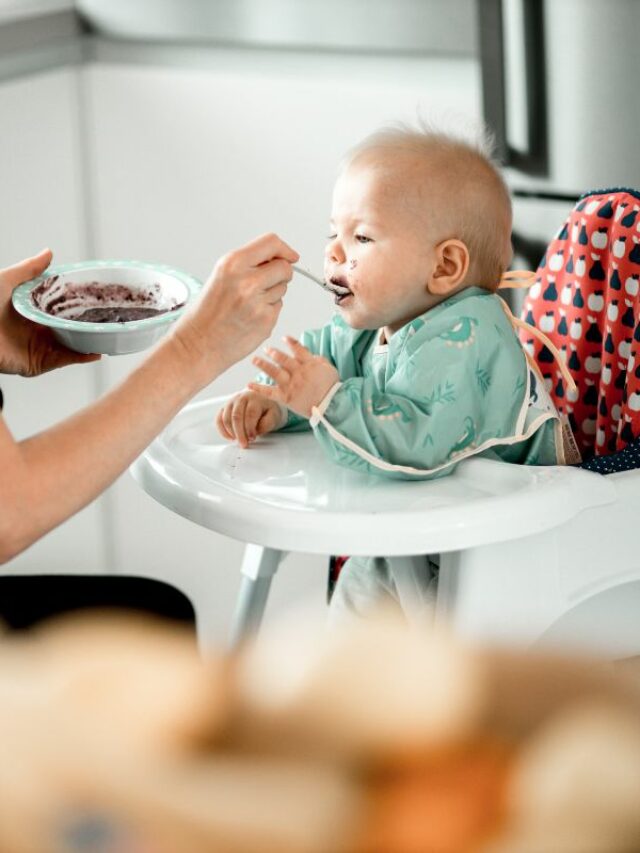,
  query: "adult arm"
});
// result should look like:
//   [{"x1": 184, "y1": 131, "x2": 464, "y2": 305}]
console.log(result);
[{"x1": 0, "y1": 234, "x2": 298, "y2": 562}]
